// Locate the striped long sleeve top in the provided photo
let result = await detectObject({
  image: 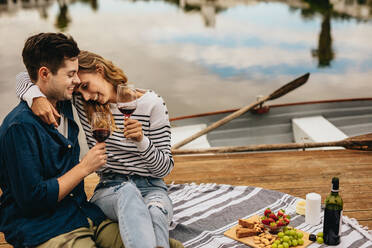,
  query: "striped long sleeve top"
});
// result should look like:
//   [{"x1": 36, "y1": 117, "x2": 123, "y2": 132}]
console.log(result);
[{"x1": 16, "y1": 72, "x2": 174, "y2": 178}]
